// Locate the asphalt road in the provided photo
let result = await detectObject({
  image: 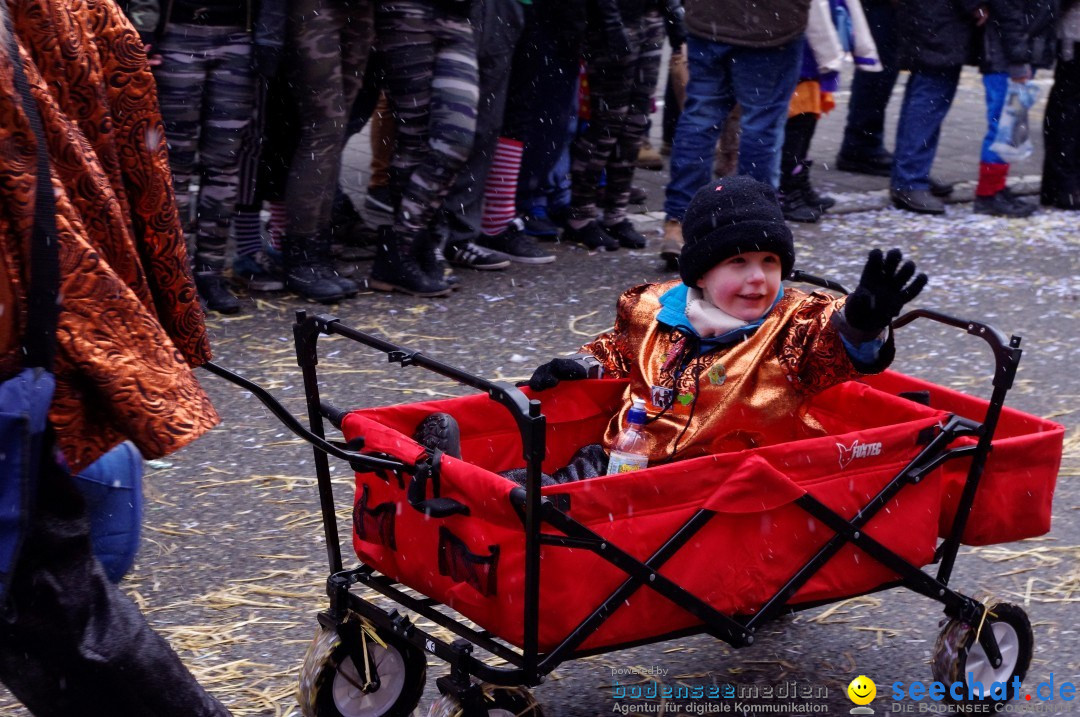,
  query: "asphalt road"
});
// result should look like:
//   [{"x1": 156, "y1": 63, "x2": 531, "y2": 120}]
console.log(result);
[{"x1": 1, "y1": 205, "x2": 1077, "y2": 717}]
